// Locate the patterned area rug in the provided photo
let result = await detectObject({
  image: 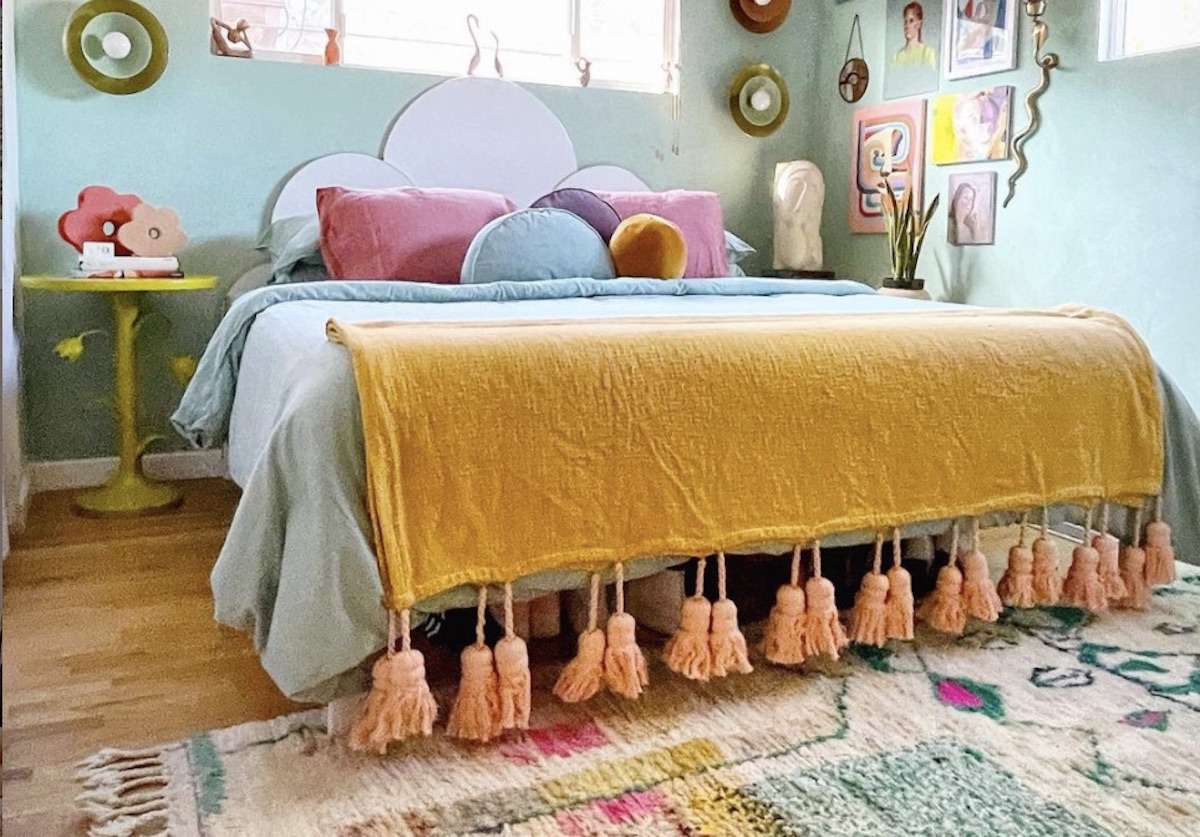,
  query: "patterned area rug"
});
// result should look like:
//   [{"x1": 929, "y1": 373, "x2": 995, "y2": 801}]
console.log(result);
[{"x1": 80, "y1": 568, "x2": 1200, "y2": 836}]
